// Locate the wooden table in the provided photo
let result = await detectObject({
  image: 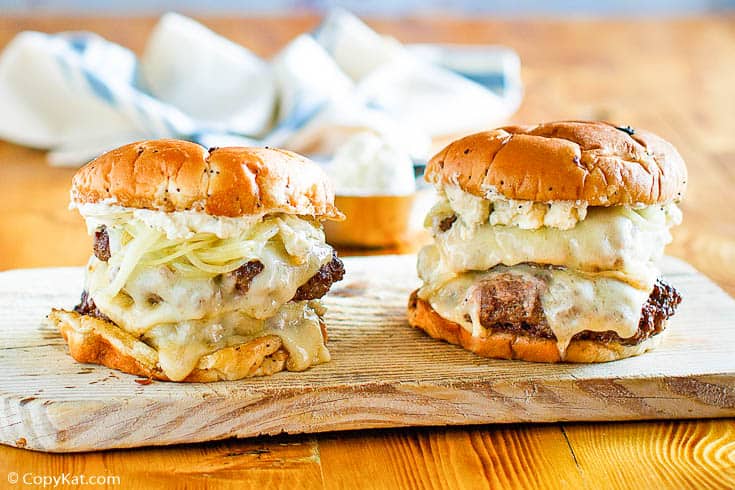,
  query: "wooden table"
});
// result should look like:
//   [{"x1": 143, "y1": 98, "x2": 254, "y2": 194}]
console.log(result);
[{"x1": 1, "y1": 15, "x2": 734, "y2": 489}]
